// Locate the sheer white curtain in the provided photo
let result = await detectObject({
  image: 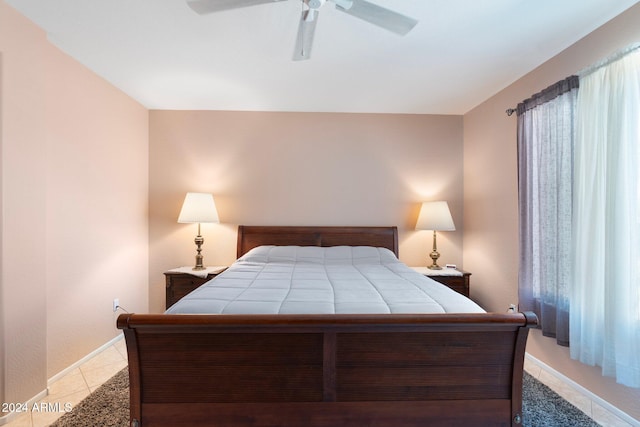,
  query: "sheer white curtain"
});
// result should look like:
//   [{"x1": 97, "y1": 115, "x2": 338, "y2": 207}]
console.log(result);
[
  {"x1": 571, "y1": 47, "x2": 640, "y2": 387},
  {"x1": 517, "y1": 77, "x2": 578, "y2": 346}
]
